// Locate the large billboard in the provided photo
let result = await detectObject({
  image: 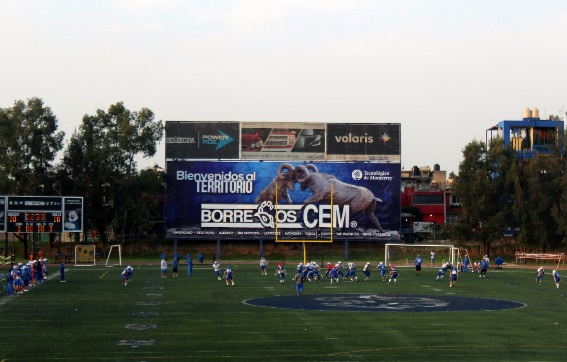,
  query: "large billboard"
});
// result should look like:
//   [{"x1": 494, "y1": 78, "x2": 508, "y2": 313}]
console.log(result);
[
  {"x1": 241, "y1": 122, "x2": 326, "y2": 161},
  {"x1": 165, "y1": 160, "x2": 400, "y2": 241},
  {"x1": 327, "y1": 123, "x2": 401, "y2": 161},
  {"x1": 165, "y1": 122, "x2": 240, "y2": 159}
]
